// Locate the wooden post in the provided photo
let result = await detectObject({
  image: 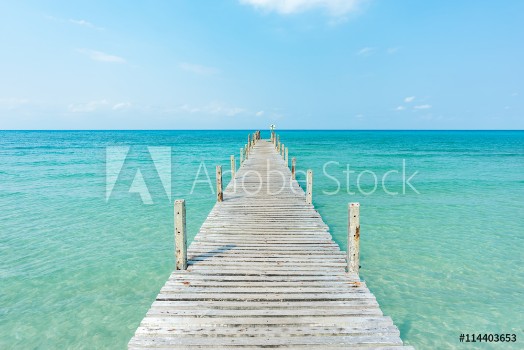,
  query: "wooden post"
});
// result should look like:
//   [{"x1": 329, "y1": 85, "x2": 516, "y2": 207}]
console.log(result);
[
  {"x1": 291, "y1": 157, "x2": 296, "y2": 179},
  {"x1": 348, "y1": 202, "x2": 360, "y2": 274},
  {"x1": 285, "y1": 147, "x2": 289, "y2": 166},
  {"x1": 306, "y1": 169, "x2": 313, "y2": 205},
  {"x1": 240, "y1": 148, "x2": 244, "y2": 164},
  {"x1": 216, "y1": 166, "x2": 223, "y2": 202},
  {"x1": 281, "y1": 143, "x2": 285, "y2": 158},
  {"x1": 244, "y1": 145, "x2": 248, "y2": 160},
  {"x1": 174, "y1": 199, "x2": 187, "y2": 270},
  {"x1": 230, "y1": 155, "x2": 235, "y2": 179}
]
